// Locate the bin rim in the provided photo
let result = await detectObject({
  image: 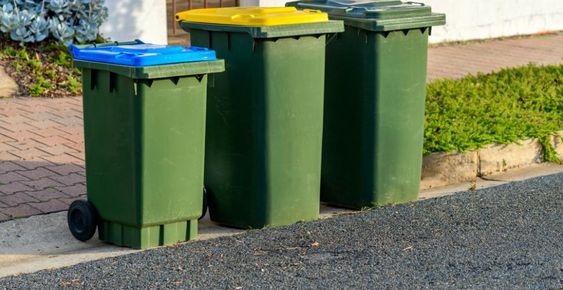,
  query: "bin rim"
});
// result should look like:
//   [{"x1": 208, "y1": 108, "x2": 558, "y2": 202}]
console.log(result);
[
  {"x1": 175, "y1": 7, "x2": 329, "y2": 27},
  {"x1": 286, "y1": 0, "x2": 445, "y2": 31},
  {"x1": 70, "y1": 40, "x2": 218, "y2": 67},
  {"x1": 178, "y1": 20, "x2": 344, "y2": 38},
  {"x1": 73, "y1": 59, "x2": 225, "y2": 79}
]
